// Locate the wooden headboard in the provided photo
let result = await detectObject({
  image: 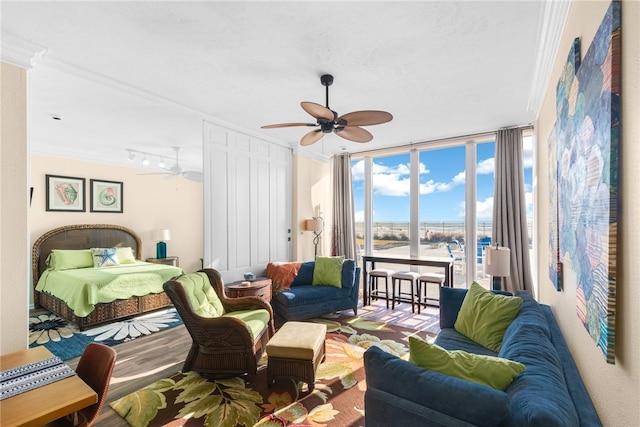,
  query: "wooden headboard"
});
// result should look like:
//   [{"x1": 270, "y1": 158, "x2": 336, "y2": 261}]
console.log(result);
[{"x1": 32, "y1": 224, "x2": 142, "y2": 286}]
